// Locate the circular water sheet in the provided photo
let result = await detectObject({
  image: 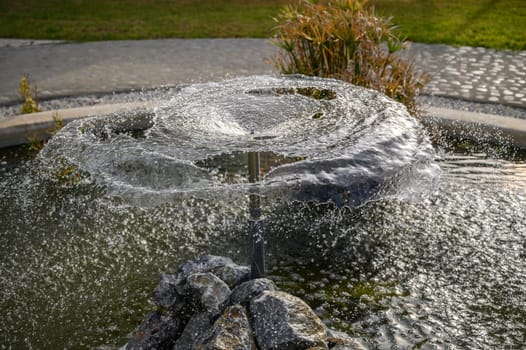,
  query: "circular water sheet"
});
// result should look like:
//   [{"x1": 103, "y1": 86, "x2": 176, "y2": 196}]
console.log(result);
[{"x1": 41, "y1": 75, "x2": 440, "y2": 206}]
